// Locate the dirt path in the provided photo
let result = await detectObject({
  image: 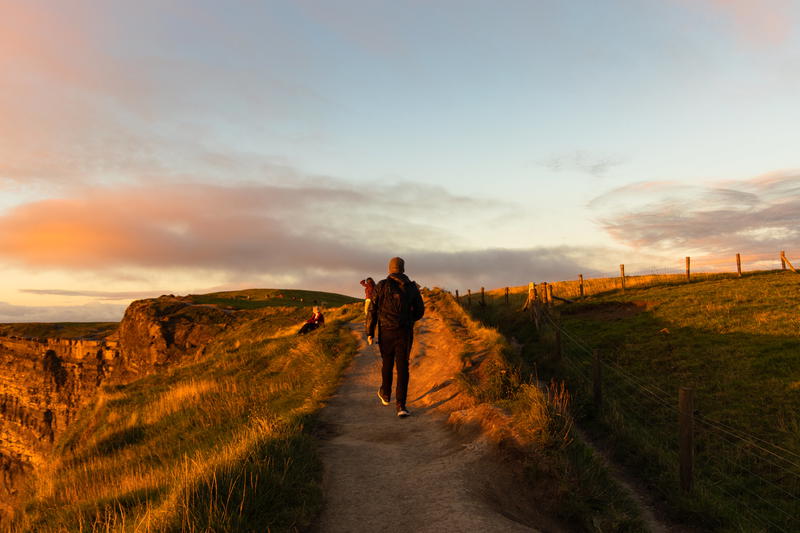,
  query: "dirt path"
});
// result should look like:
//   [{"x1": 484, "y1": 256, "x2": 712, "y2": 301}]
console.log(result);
[{"x1": 315, "y1": 315, "x2": 541, "y2": 533}]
